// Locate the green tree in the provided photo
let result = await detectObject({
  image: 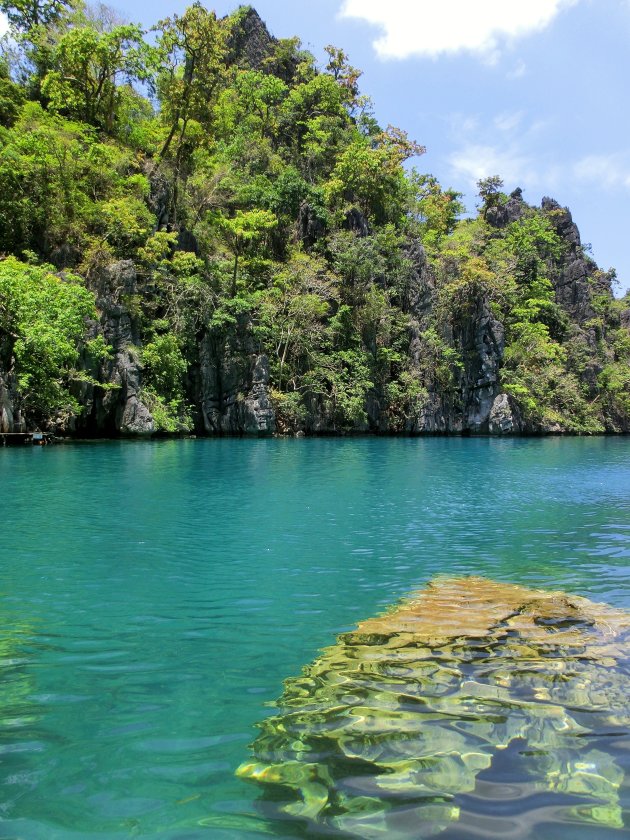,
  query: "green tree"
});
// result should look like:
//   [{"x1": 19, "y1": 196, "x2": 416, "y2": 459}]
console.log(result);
[
  {"x1": 213, "y1": 69, "x2": 288, "y2": 143},
  {"x1": 477, "y1": 175, "x2": 505, "y2": 217},
  {"x1": 407, "y1": 172, "x2": 464, "y2": 247},
  {"x1": 260, "y1": 34, "x2": 315, "y2": 85},
  {"x1": 255, "y1": 251, "x2": 336, "y2": 389},
  {"x1": 140, "y1": 329, "x2": 192, "y2": 432},
  {"x1": 137, "y1": 231, "x2": 211, "y2": 337},
  {"x1": 323, "y1": 44, "x2": 361, "y2": 110},
  {"x1": 212, "y1": 208, "x2": 278, "y2": 297},
  {"x1": 0, "y1": 102, "x2": 149, "y2": 262},
  {"x1": 279, "y1": 74, "x2": 348, "y2": 176},
  {"x1": 0, "y1": 0, "x2": 73, "y2": 31},
  {"x1": 41, "y1": 23, "x2": 151, "y2": 133},
  {"x1": 96, "y1": 195, "x2": 155, "y2": 256},
  {"x1": 304, "y1": 347, "x2": 373, "y2": 430},
  {"x1": 326, "y1": 127, "x2": 424, "y2": 224},
  {"x1": 0, "y1": 61, "x2": 26, "y2": 126},
  {"x1": 0, "y1": 256, "x2": 100, "y2": 425},
  {"x1": 155, "y1": 3, "x2": 226, "y2": 160}
]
